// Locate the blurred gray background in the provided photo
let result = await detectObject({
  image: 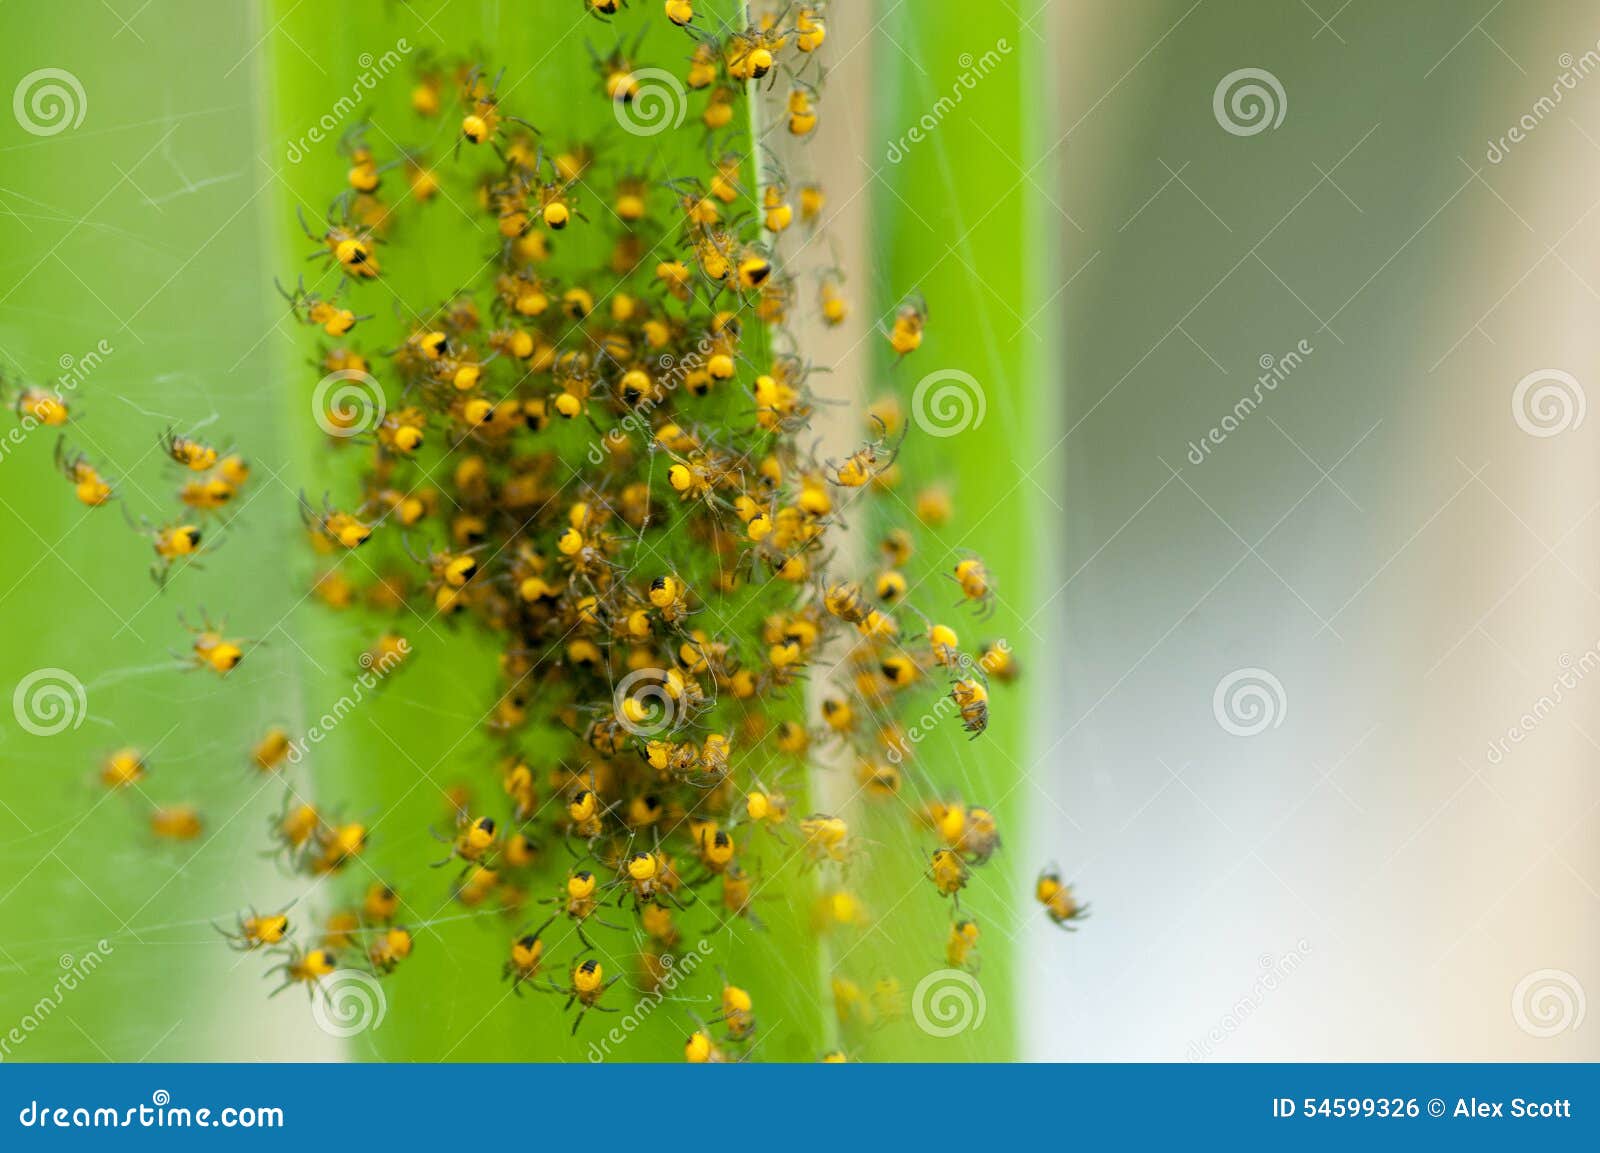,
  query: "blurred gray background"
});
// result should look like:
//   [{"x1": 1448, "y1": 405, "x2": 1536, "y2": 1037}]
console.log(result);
[{"x1": 1025, "y1": 0, "x2": 1599, "y2": 1059}]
